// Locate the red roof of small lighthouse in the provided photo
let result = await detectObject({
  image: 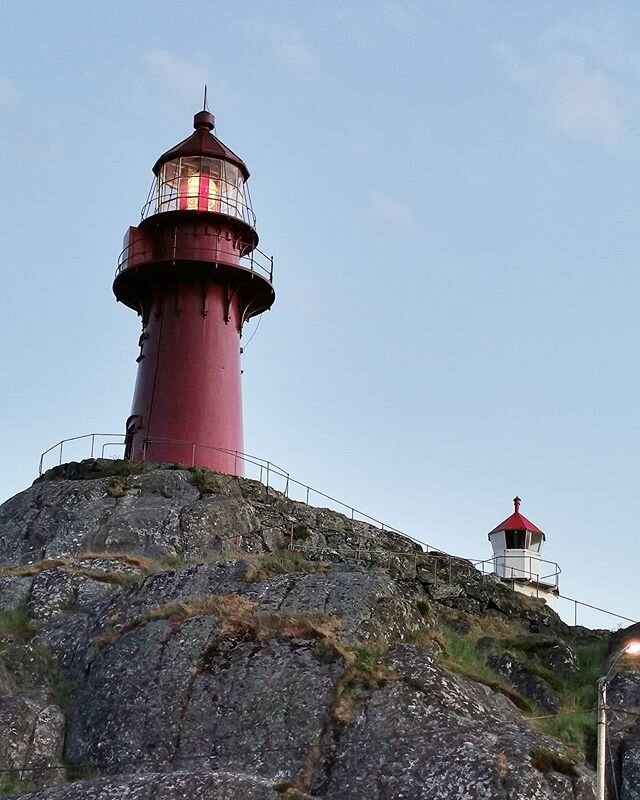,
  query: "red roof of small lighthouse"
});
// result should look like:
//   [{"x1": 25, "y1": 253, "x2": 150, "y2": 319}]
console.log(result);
[
  {"x1": 489, "y1": 497, "x2": 545, "y2": 540},
  {"x1": 152, "y1": 110, "x2": 250, "y2": 179}
]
